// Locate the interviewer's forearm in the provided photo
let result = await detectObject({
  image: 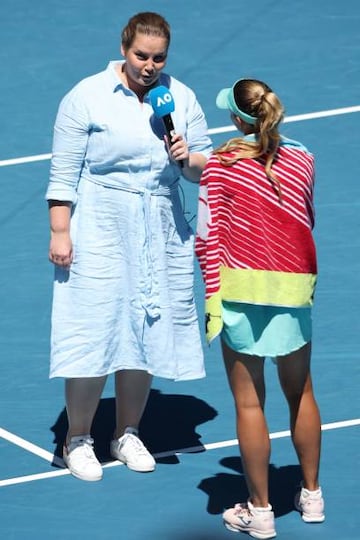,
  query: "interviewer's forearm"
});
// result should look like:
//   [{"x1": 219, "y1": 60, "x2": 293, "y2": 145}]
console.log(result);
[{"x1": 48, "y1": 200, "x2": 72, "y2": 233}]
